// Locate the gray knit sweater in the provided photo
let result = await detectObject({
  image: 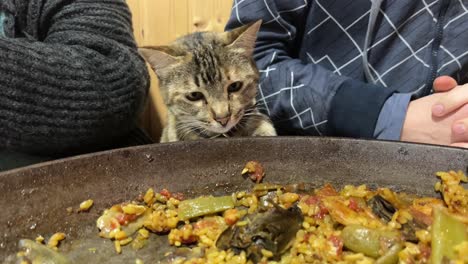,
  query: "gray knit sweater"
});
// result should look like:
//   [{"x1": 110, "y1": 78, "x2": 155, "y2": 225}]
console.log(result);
[{"x1": 0, "y1": 0, "x2": 150, "y2": 155}]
